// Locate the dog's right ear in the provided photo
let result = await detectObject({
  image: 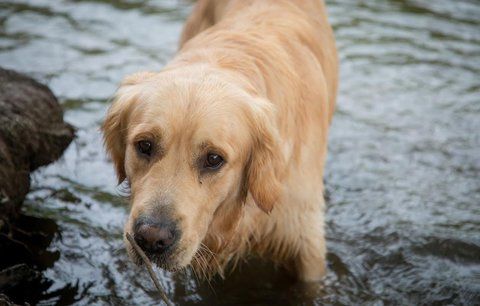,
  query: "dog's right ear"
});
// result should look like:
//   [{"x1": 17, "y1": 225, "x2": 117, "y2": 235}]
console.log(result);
[
  {"x1": 102, "y1": 72, "x2": 154, "y2": 183},
  {"x1": 242, "y1": 98, "x2": 285, "y2": 214}
]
